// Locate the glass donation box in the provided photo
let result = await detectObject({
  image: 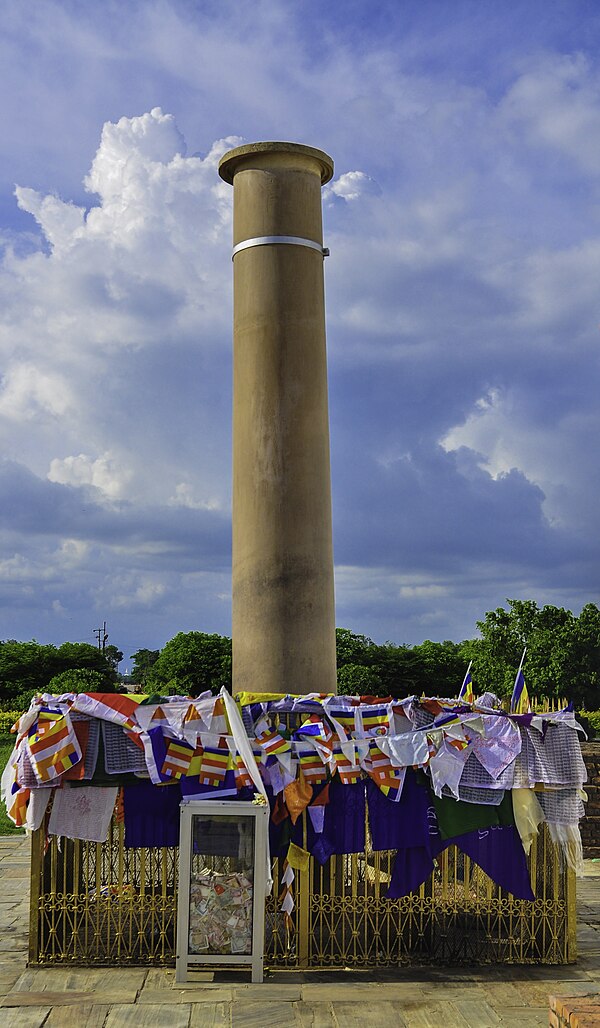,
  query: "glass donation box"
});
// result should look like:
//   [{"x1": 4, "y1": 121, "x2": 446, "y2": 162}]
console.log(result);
[{"x1": 176, "y1": 800, "x2": 270, "y2": 983}]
